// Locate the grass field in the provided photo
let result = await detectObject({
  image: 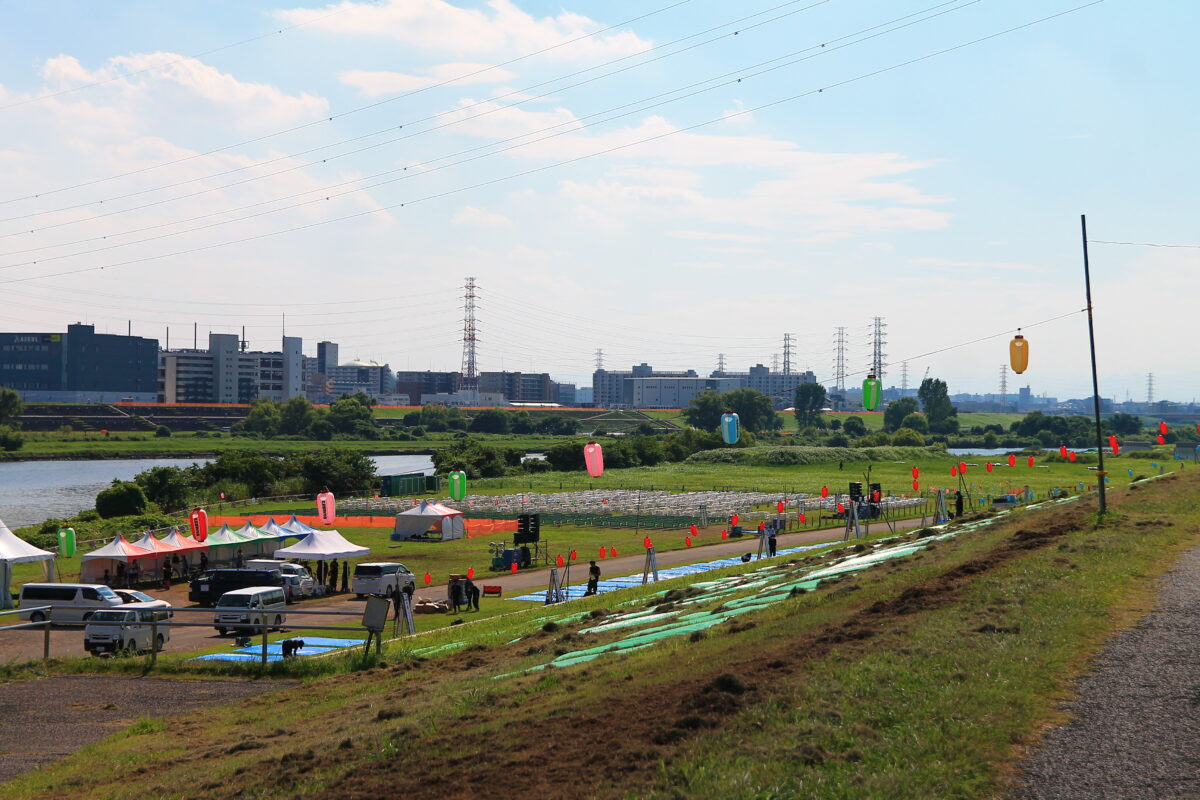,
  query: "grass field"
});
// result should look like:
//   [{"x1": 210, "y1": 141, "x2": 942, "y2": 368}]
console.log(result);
[{"x1": 6, "y1": 468, "x2": 1196, "y2": 799}]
